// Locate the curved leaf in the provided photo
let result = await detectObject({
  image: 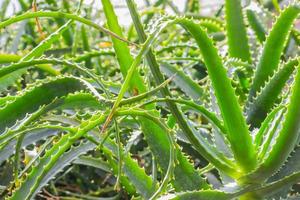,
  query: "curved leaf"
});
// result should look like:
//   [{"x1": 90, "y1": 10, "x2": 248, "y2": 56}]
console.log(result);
[
  {"x1": 0, "y1": 76, "x2": 88, "y2": 133},
  {"x1": 248, "y1": 4, "x2": 300, "y2": 101},
  {"x1": 158, "y1": 190, "x2": 234, "y2": 200},
  {"x1": 247, "y1": 58, "x2": 299, "y2": 128},
  {"x1": 243, "y1": 62, "x2": 300, "y2": 182}
]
